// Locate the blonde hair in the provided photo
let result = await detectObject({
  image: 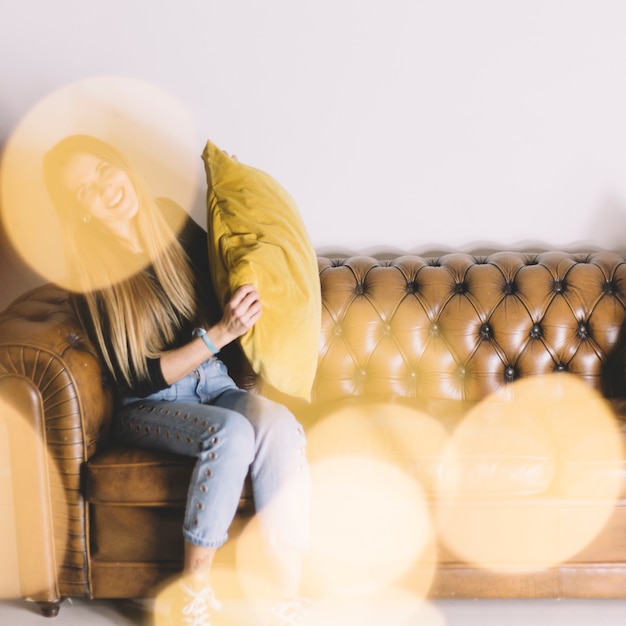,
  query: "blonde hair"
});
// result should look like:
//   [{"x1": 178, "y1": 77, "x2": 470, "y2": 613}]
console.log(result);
[{"x1": 43, "y1": 134, "x2": 205, "y2": 389}]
